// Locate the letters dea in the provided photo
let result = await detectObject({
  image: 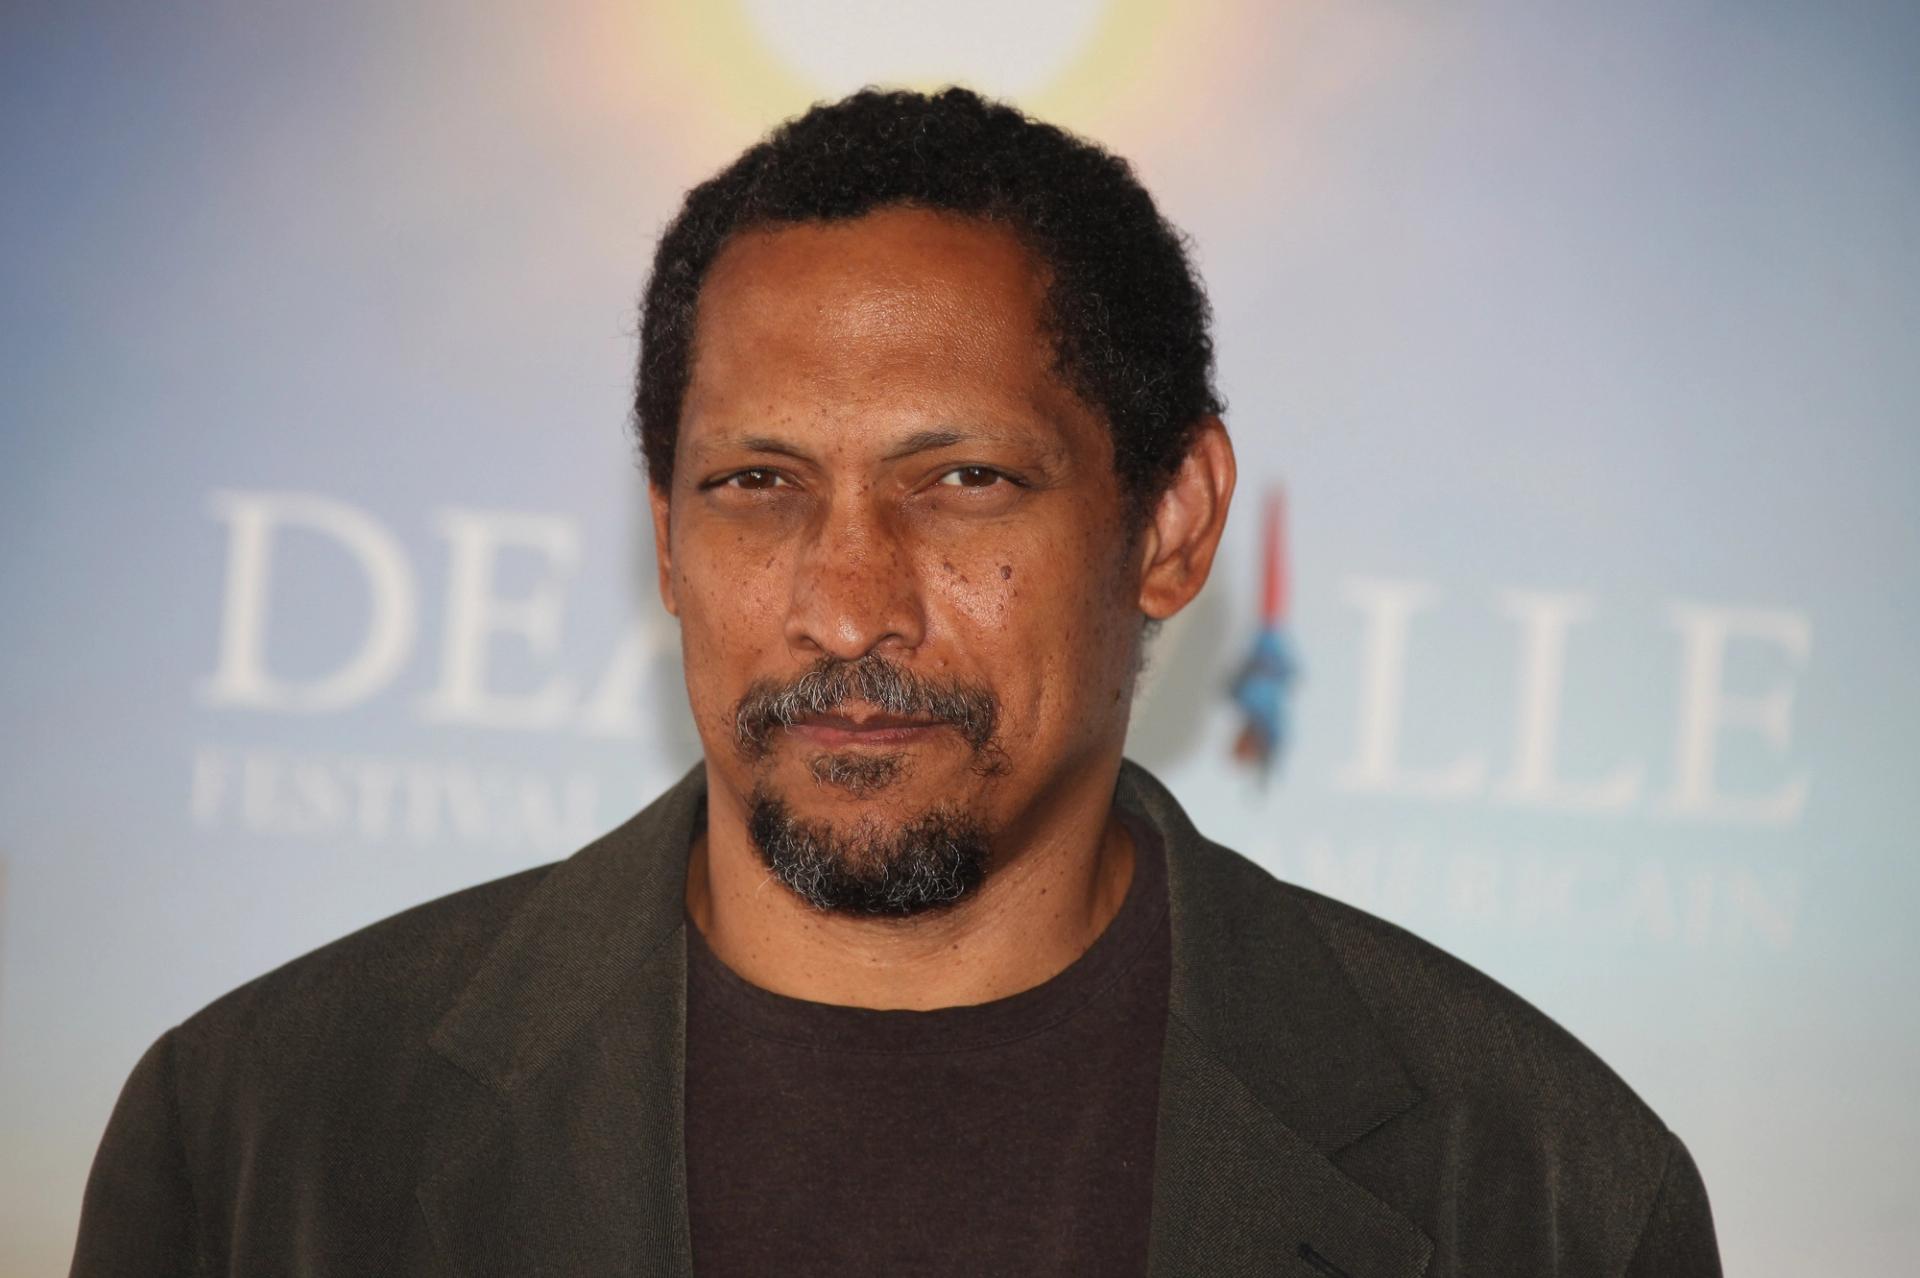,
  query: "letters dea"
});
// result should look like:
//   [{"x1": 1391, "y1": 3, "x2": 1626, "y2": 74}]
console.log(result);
[
  {"x1": 198, "y1": 489, "x2": 1810, "y2": 825},
  {"x1": 198, "y1": 490, "x2": 658, "y2": 735}
]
